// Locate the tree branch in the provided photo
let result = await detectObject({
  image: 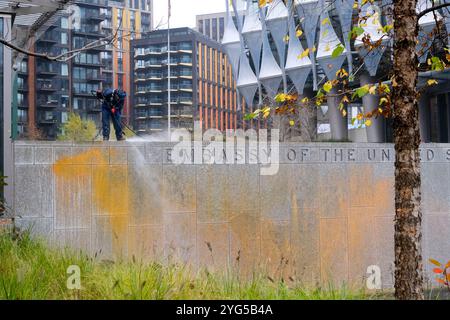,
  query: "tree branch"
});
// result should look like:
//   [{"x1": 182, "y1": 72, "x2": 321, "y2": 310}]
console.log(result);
[
  {"x1": 1, "y1": 15, "x2": 129, "y2": 63},
  {"x1": 417, "y1": 3, "x2": 450, "y2": 20}
]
